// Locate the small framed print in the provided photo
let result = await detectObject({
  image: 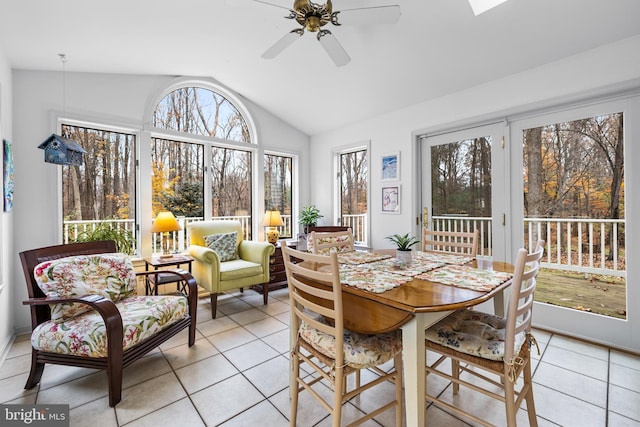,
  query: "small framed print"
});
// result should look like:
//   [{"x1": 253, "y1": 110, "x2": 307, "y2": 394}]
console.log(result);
[
  {"x1": 381, "y1": 152, "x2": 400, "y2": 181},
  {"x1": 382, "y1": 185, "x2": 400, "y2": 214}
]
